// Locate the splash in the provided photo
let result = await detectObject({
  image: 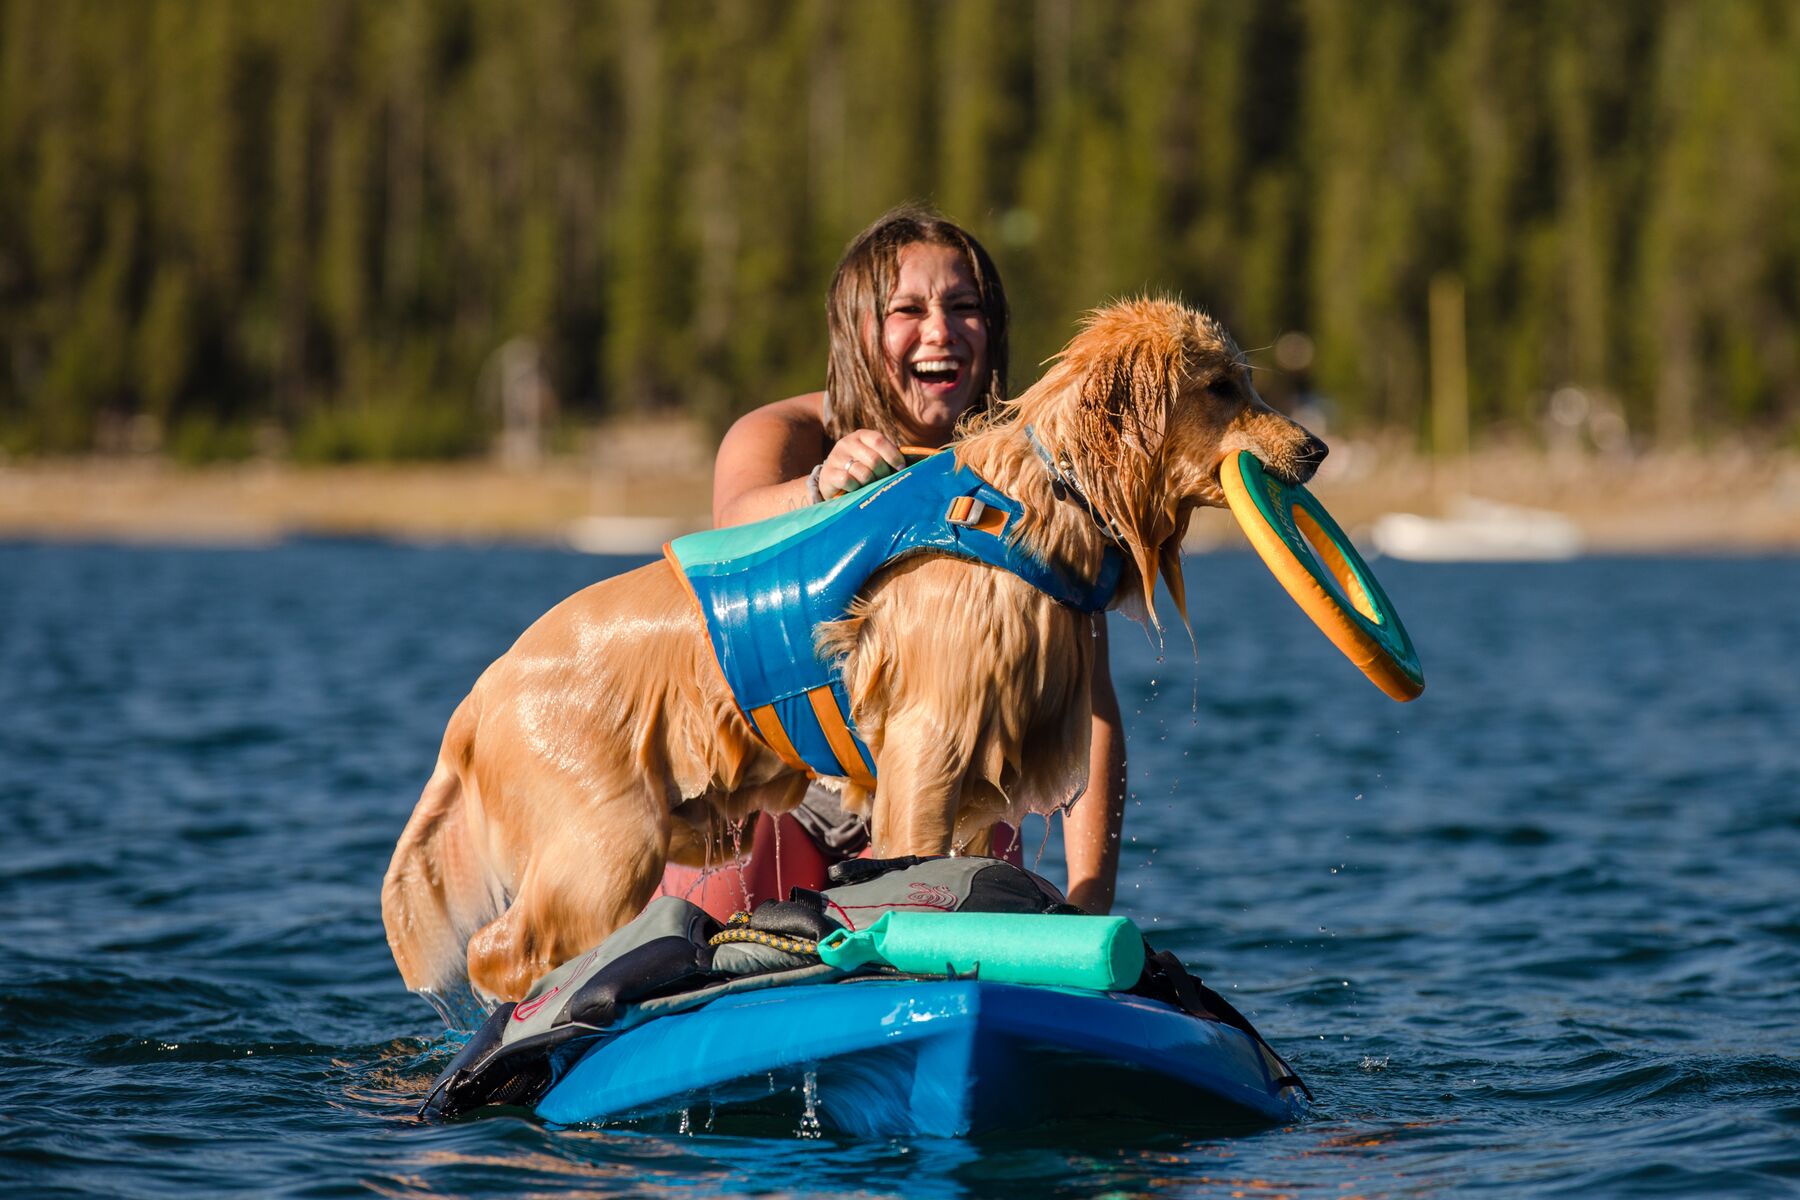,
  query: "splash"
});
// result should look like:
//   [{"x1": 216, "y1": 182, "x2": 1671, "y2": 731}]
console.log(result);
[
  {"x1": 798, "y1": 1068, "x2": 822, "y2": 1139},
  {"x1": 416, "y1": 983, "x2": 492, "y2": 1032}
]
